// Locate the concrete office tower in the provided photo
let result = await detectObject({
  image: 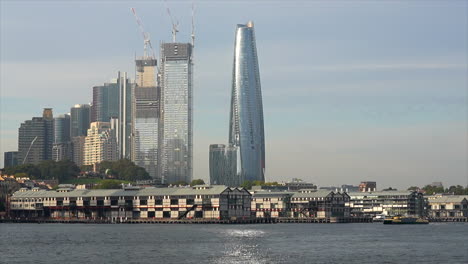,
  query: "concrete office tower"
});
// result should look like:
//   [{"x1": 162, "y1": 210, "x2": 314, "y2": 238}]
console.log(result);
[
  {"x1": 83, "y1": 122, "x2": 118, "y2": 165},
  {"x1": 118, "y1": 72, "x2": 133, "y2": 160},
  {"x1": 92, "y1": 80, "x2": 119, "y2": 123},
  {"x1": 72, "y1": 136, "x2": 86, "y2": 167},
  {"x1": 229, "y1": 21, "x2": 266, "y2": 182},
  {"x1": 132, "y1": 57, "x2": 160, "y2": 180},
  {"x1": 70, "y1": 104, "x2": 91, "y2": 138},
  {"x1": 159, "y1": 43, "x2": 193, "y2": 184},
  {"x1": 52, "y1": 114, "x2": 72, "y2": 161},
  {"x1": 209, "y1": 144, "x2": 239, "y2": 186},
  {"x1": 18, "y1": 108, "x2": 54, "y2": 165},
  {"x1": 4, "y1": 151, "x2": 19, "y2": 168}
]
